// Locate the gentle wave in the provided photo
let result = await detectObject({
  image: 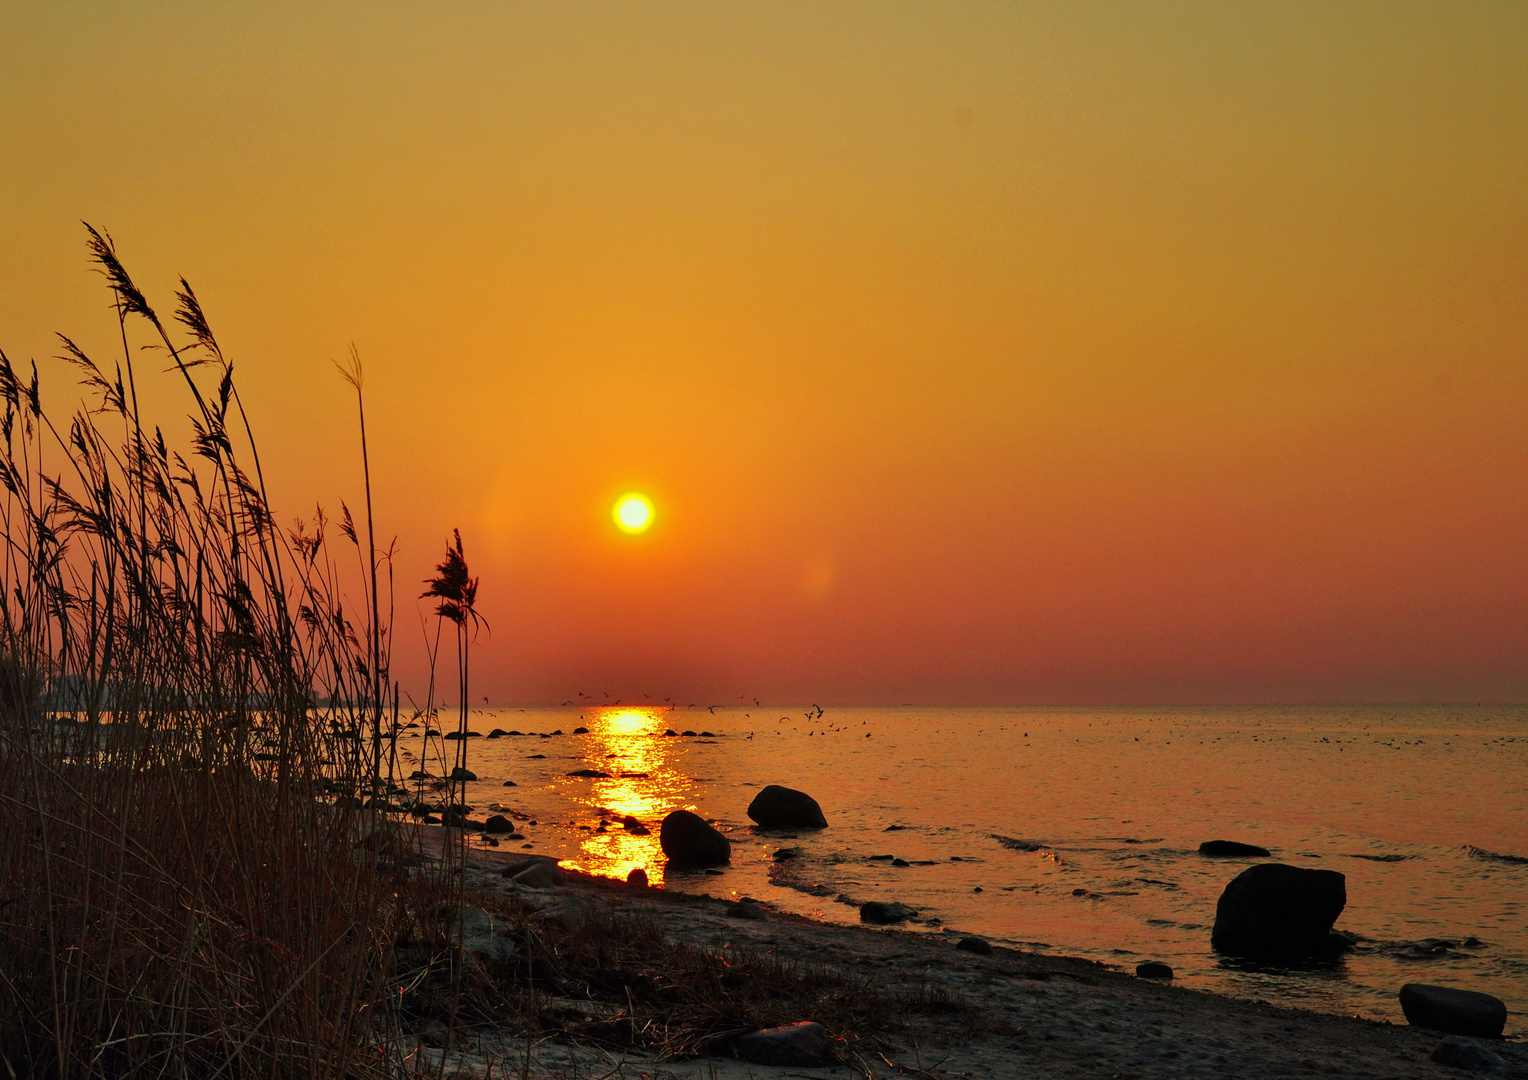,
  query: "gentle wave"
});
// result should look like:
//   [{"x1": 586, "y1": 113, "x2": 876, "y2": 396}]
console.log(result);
[{"x1": 1464, "y1": 845, "x2": 1528, "y2": 866}]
